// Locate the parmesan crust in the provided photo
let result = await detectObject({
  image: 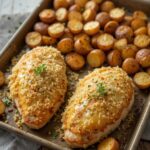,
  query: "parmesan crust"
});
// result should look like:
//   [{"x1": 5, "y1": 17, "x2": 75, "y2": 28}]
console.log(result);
[
  {"x1": 9, "y1": 46, "x2": 67, "y2": 129},
  {"x1": 62, "y1": 67, "x2": 134, "y2": 148}
]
